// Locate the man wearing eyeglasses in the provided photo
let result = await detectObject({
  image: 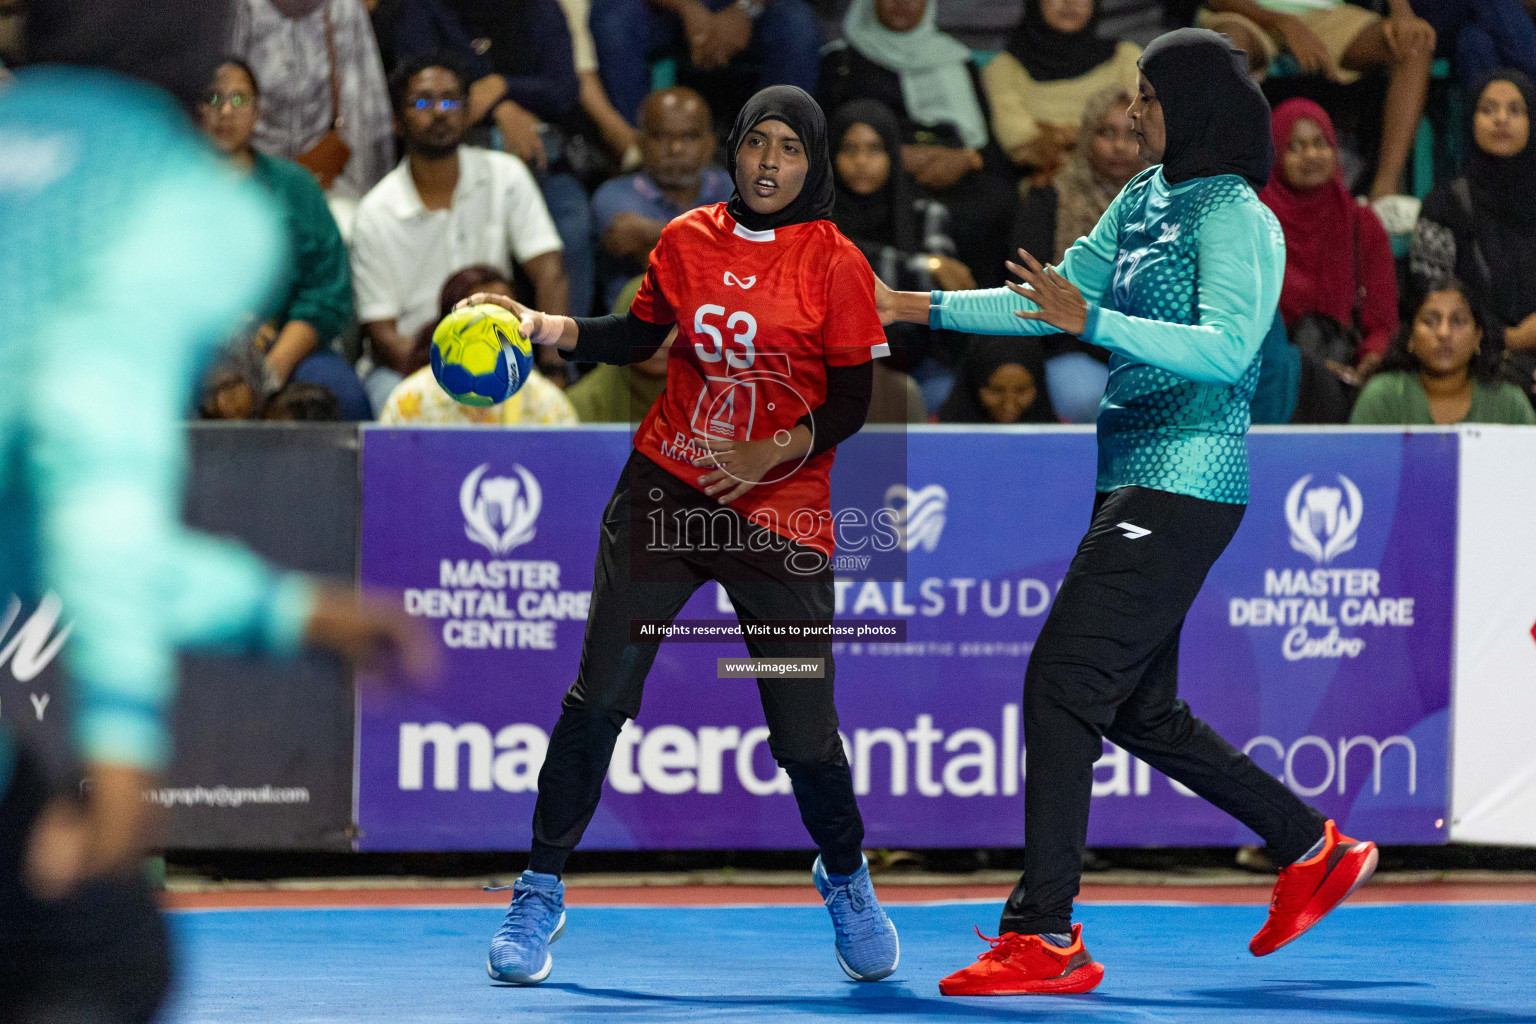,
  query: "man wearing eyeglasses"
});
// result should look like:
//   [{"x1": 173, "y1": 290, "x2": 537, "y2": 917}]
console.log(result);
[{"x1": 351, "y1": 52, "x2": 571, "y2": 414}]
